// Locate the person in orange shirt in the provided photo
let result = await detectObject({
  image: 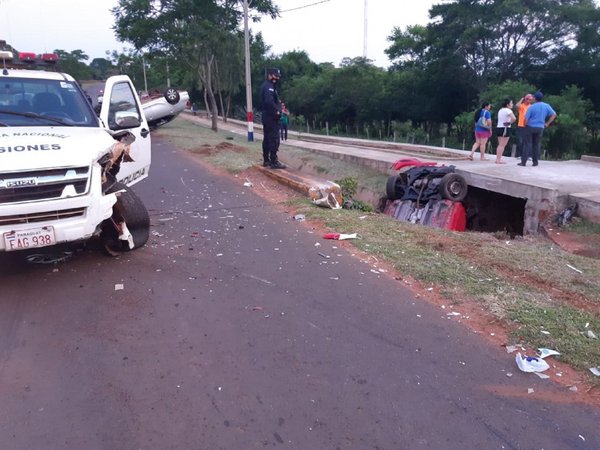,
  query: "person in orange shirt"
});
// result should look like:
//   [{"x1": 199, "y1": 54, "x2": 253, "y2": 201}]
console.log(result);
[{"x1": 515, "y1": 93, "x2": 534, "y2": 157}]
